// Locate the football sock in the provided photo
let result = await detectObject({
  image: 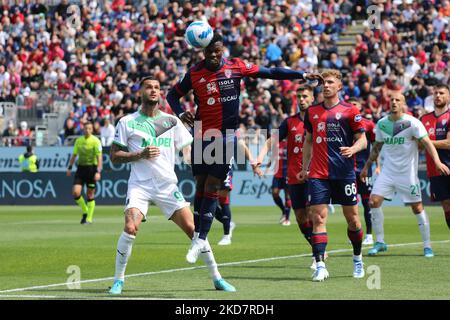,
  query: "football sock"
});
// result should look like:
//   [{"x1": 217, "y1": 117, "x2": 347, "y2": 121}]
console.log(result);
[
  {"x1": 86, "y1": 199, "x2": 95, "y2": 222},
  {"x1": 415, "y1": 210, "x2": 431, "y2": 248},
  {"x1": 371, "y1": 207, "x2": 385, "y2": 243},
  {"x1": 348, "y1": 228, "x2": 363, "y2": 256},
  {"x1": 114, "y1": 231, "x2": 135, "y2": 281},
  {"x1": 284, "y1": 199, "x2": 292, "y2": 219},
  {"x1": 193, "y1": 191, "x2": 203, "y2": 234},
  {"x1": 219, "y1": 195, "x2": 231, "y2": 235},
  {"x1": 273, "y1": 195, "x2": 285, "y2": 214},
  {"x1": 199, "y1": 192, "x2": 218, "y2": 240},
  {"x1": 445, "y1": 211, "x2": 450, "y2": 229},
  {"x1": 299, "y1": 221, "x2": 313, "y2": 246},
  {"x1": 362, "y1": 197, "x2": 372, "y2": 234},
  {"x1": 215, "y1": 205, "x2": 224, "y2": 223},
  {"x1": 74, "y1": 196, "x2": 88, "y2": 213},
  {"x1": 199, "y1": 239, "x2": 221, "y2": 281},
  {"x1": 312, "y1": 232, "x2": 328, "y2": 263}
]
